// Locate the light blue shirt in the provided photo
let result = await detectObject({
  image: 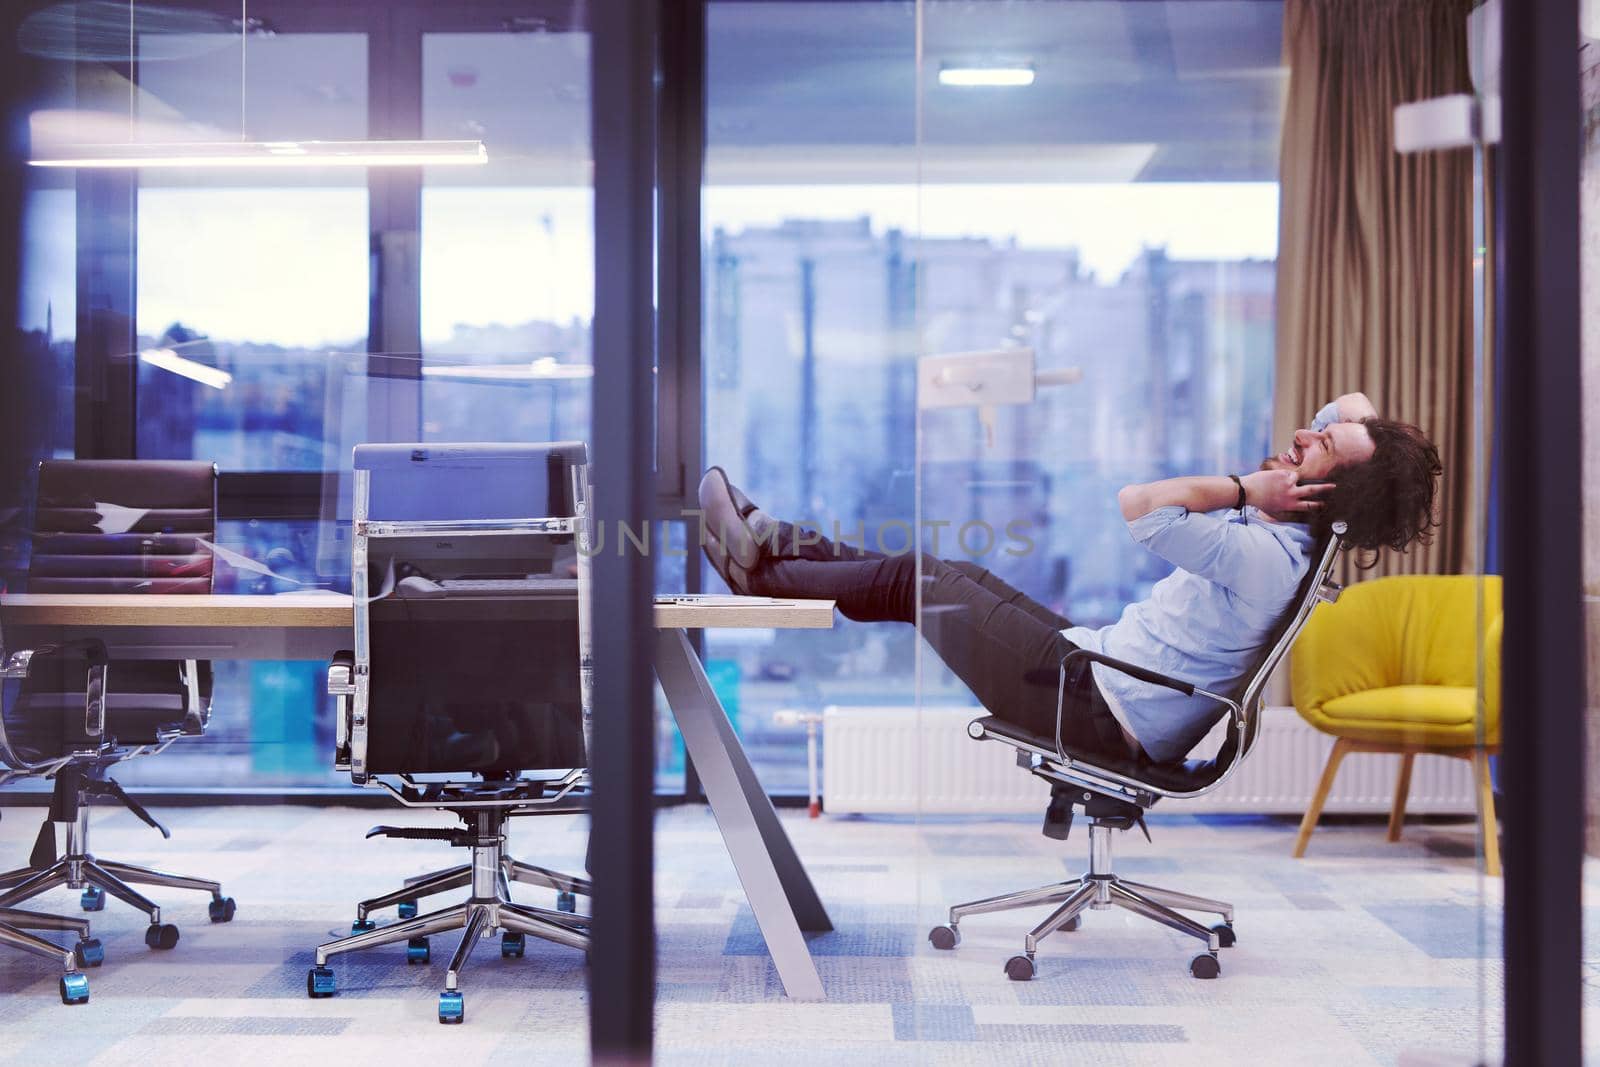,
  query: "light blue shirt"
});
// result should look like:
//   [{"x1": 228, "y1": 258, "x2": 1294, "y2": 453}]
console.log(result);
[{"x1": 1062, "y1": 402, "x2": 1340, "y2": 762}]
